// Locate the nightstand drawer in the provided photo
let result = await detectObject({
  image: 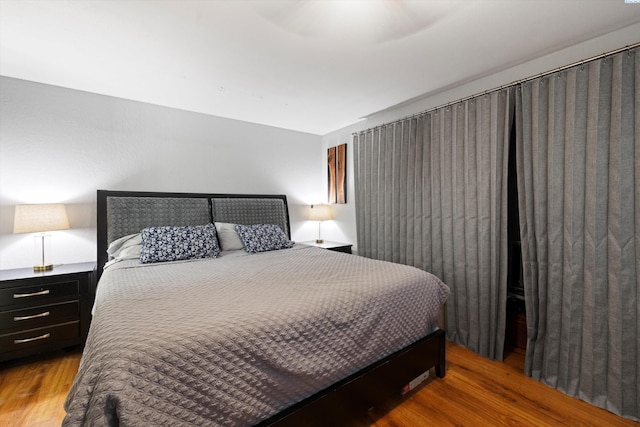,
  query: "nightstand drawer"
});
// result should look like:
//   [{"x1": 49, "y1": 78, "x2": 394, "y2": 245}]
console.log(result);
[
  {"x1": 0, "y1": 321, "x2": 79, "y2": 353},
  {"x1": 0, "y1": 280, "x2": 79, "y2": 309},
  {"x1": 0, "y1": 262, "x2": 95, "y2": 362},
  {"x1": 0, "y1": 301, "x2": 79, "y2": 334}
]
